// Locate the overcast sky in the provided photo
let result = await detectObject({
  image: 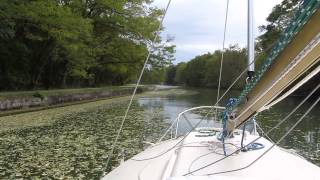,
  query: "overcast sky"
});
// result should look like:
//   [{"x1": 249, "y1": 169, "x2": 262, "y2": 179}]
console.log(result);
[{"x1": 152, "y1": 0, "x2": 283, "y2": 63}]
